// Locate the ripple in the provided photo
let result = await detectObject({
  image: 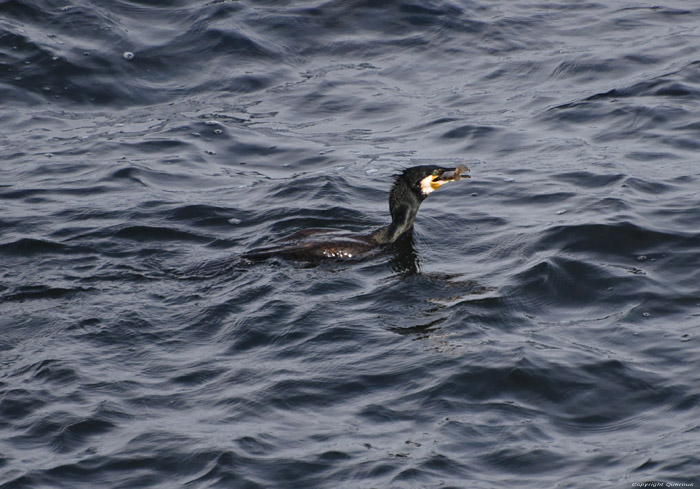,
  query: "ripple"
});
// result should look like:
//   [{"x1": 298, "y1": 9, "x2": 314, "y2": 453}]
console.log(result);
[
  {"x1": 113, "y1": 225, "x2": 210, "y2": 243},
  {"x1": 534, "y1": 222, "x2": 687, "y2": 256},
  {"x1": 0, "y1": 238, "x2": 91, "y2": 256},
  {"x1": 552, "y1": 171, "x2": 625, "y2": 188},
  {"x1": 0, "y1": 285, "x2": 94, "y2": 302}
]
